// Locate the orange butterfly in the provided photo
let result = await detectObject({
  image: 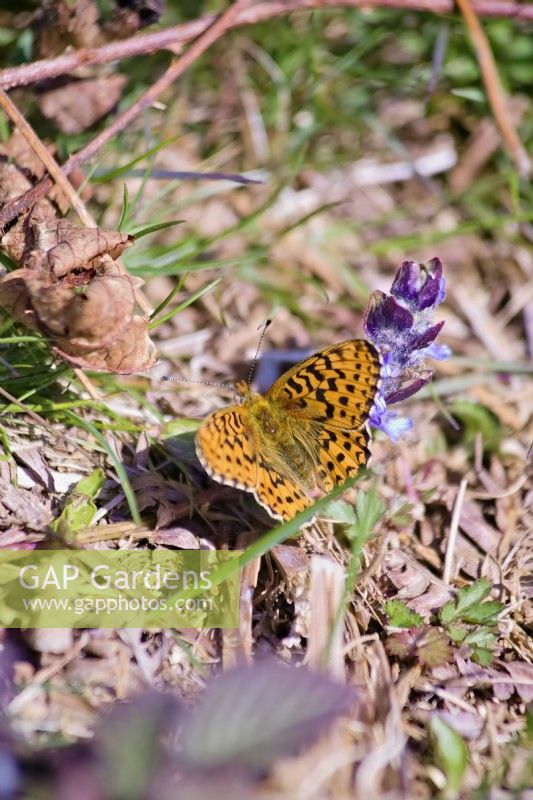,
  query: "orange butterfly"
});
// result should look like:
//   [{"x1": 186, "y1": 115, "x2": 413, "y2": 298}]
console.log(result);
[{"x1": 195, "y1": 339, "x2": 383, "y2": 521}]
